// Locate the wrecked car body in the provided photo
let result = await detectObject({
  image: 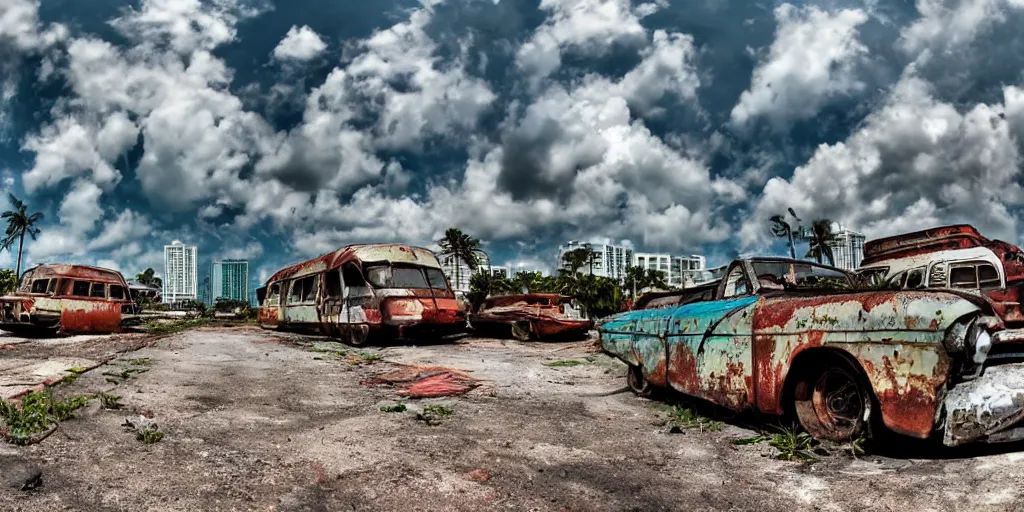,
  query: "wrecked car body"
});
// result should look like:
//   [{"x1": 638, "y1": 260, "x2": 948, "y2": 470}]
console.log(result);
[
  {"x1": 598, "y1": 256, "x2": 1024, "y2": 447},
  {"x1": 857, "y1": 224, "x2": 1024, "y2": 325},
  {"x1": 0, "y1": 264, "x2": 134, "y2": 335},
  {"x1": 469, "y1": 294, "x2": 592, "y2": 341},
  {"x1": 258, "y1": 244, "x2": 466, "y2": 344}
]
